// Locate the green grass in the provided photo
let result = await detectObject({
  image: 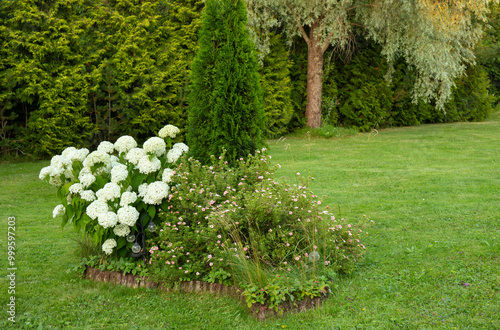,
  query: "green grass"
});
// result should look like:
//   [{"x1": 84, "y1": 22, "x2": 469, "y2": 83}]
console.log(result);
[{"x1": 1, "y1": 113, "x2": 499, "y2": 328}]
